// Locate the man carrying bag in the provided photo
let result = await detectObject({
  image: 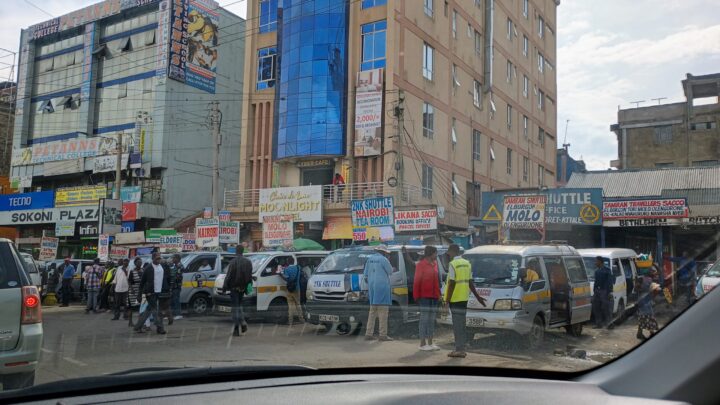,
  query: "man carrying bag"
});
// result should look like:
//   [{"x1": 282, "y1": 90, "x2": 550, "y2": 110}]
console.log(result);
[{"x1": 223, "y1": 246, "x2": 253, "y2": 337}]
